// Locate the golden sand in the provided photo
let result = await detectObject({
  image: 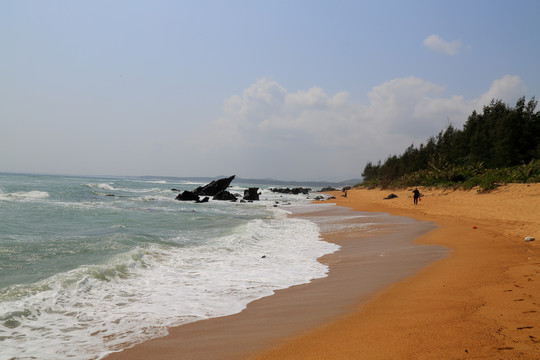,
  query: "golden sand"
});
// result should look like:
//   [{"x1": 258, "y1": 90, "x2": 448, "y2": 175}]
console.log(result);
[{"x1": 250, "y1": 184, "x2": 540, "y2": 359}]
